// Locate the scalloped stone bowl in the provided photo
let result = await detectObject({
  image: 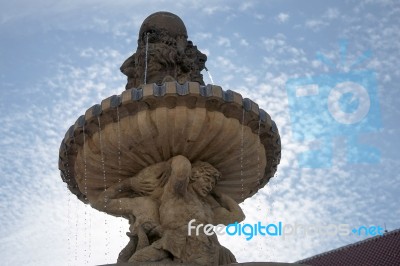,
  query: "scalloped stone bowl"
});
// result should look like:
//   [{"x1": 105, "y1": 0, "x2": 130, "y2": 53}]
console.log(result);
[{"x1": 59, "y1": 82, "x2": 281, "y2": 206}]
